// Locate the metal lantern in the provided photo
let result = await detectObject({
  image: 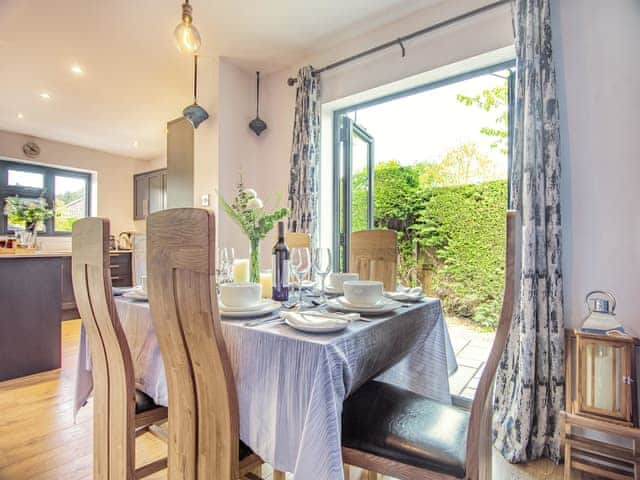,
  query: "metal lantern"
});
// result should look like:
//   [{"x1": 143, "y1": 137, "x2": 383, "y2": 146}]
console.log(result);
[{"x1": 581, "y1": 290, "x2": 623, "y2": 334}]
